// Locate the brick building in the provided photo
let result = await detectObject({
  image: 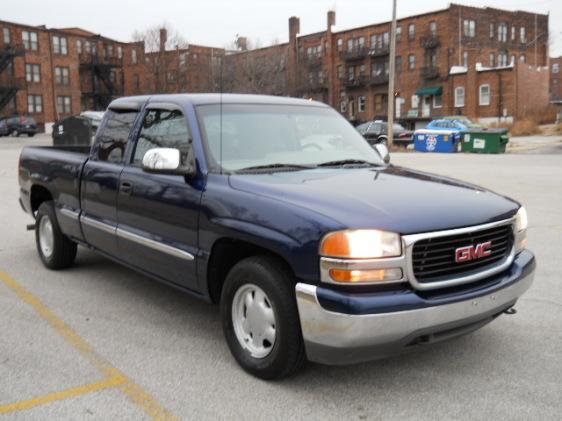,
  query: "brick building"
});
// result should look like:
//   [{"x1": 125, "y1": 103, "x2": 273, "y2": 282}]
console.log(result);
[
  {"x1": 0, "y1": 20, "x2": 146, "y2": 128},
  {"x1": 0, "y1": 3, "x2": 551, "y2": 130},
  {"x1": 281, "y1": 4, "x2": 550, "y2": 127}
]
